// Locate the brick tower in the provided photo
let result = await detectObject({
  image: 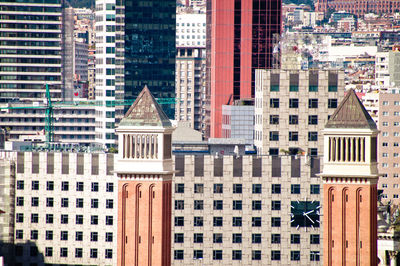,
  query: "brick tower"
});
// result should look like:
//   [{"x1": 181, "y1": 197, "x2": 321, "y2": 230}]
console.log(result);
[
  {"x1": 116, "y1": 86, "x2": 174, "y2": 266},
  {"x1": 320, "y1": 89, "x2": 379, "y2": 266}
]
